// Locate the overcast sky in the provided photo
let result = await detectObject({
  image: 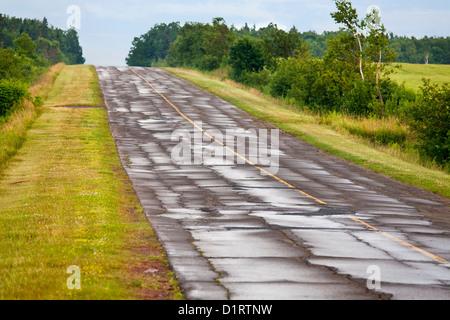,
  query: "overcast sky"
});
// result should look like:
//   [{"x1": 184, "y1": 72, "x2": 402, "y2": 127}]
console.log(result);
[{"x1": 1, "y1": 0, "x2": 449, "y2": 66}]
